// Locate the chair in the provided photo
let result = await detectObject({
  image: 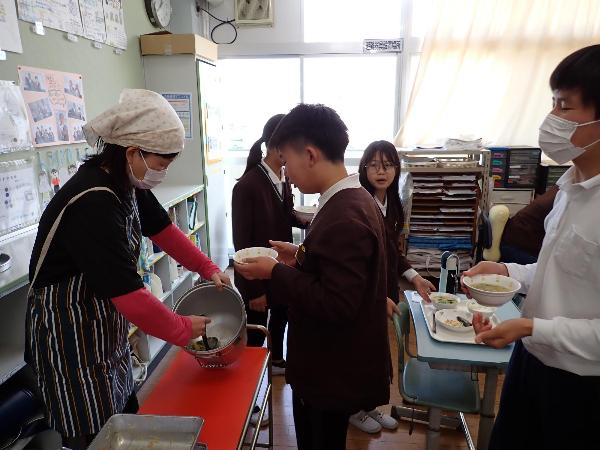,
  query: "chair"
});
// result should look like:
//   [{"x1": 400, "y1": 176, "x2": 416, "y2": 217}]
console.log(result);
[
  {"x1": 392, "y1": 302, "x2": 480, "y2": 450},
  {"x1": 476, "y1": 205, "x2": 510, "y2": 263}
]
